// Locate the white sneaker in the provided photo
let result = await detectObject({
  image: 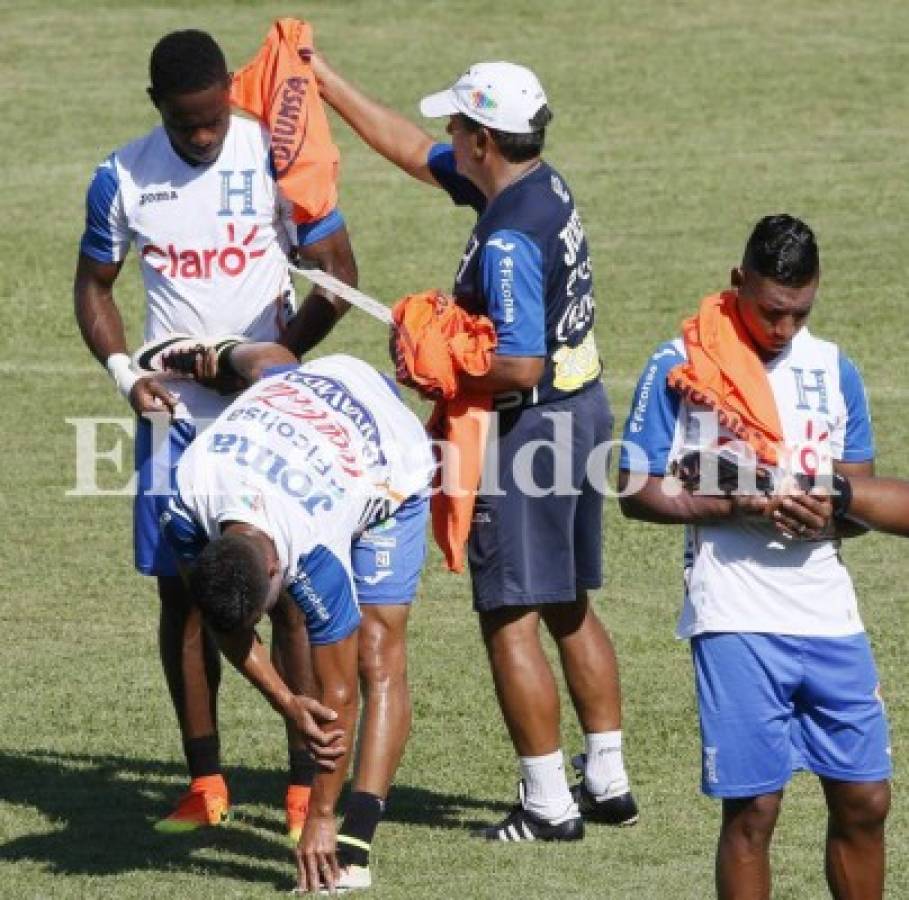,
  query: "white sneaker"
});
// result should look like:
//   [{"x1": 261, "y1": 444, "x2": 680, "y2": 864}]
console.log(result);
[{"x1": 316, "y1": 865, "x2": 372, "y2": 894}]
